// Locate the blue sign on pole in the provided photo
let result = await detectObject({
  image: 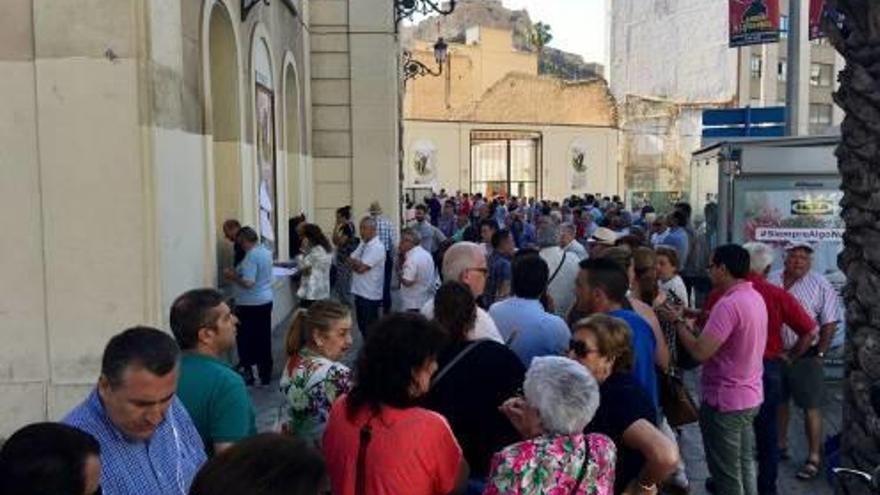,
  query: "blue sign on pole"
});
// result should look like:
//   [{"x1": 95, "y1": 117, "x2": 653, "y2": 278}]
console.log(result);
[{"x1": 702, "y1": 106, "x2": 786, "y2": 138}]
